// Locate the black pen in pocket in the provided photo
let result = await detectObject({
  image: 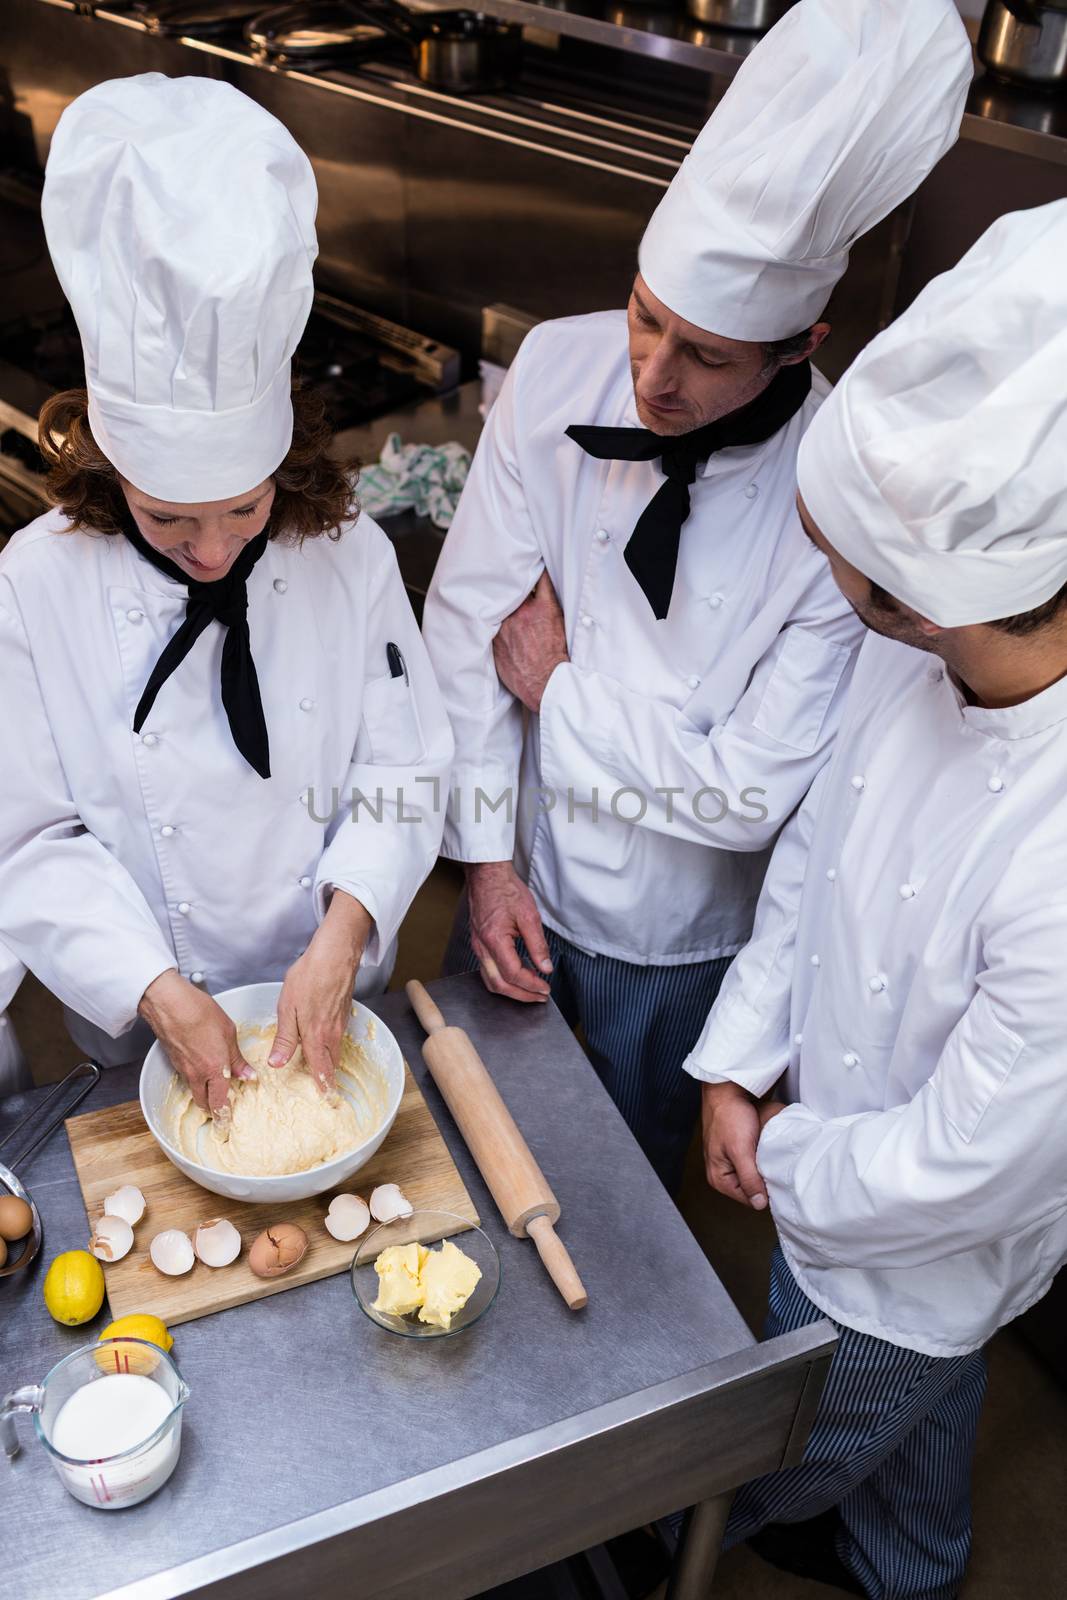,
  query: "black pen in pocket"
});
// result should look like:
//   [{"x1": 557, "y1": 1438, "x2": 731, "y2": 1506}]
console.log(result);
[{"x1": 386, "y1": 641, "x2": 409, "y2": 685}]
